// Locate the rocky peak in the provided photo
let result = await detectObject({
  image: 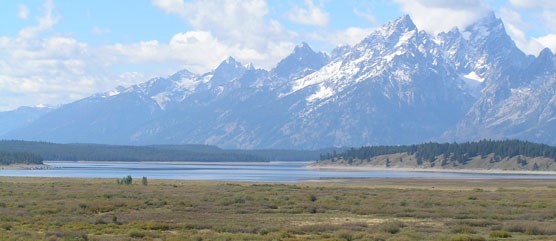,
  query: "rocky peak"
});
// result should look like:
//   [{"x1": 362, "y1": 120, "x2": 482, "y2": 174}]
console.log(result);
[
  {"x1": 169, "y1": 69, "x2": 196, "y2": 80},
  {"x1": 211, "y1": 56, "x2": 247, "y2": 86},
  {"x1": 527, "y1": 48, "x2": 556, "y2": 76},
  {"x1": 271, "y1": 42, "x2": 329, "y2": 80}
]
